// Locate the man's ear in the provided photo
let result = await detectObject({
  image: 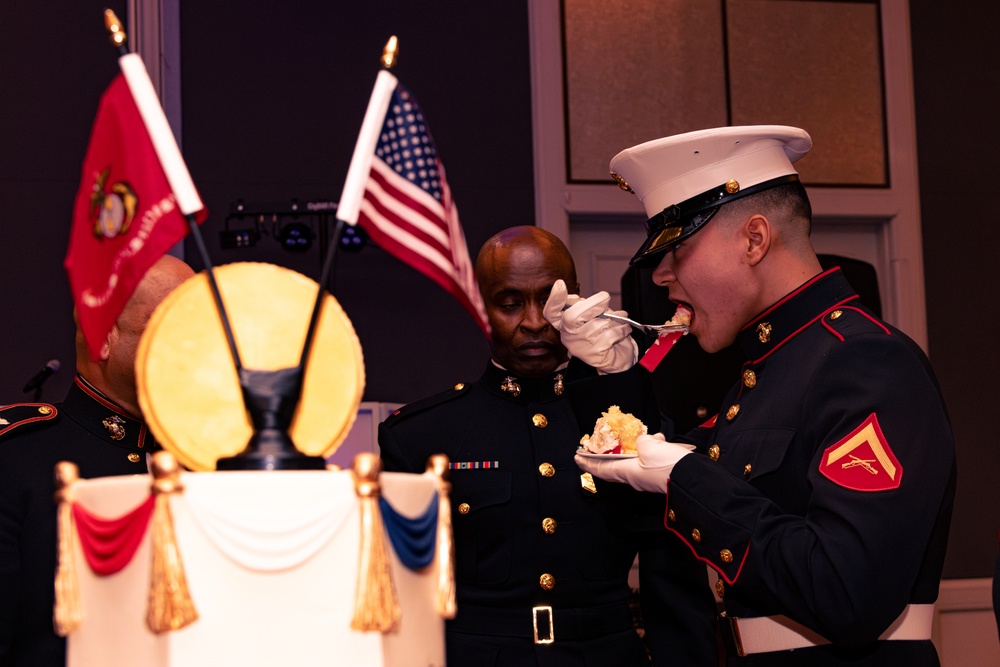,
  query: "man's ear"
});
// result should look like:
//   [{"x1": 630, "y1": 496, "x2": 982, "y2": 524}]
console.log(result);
[
  {"x1": 99, "y1": 330, "x2": 113, "y2": 361},
  {"x1": 744, "y1": 214, "x2": 771, "y2": 267}
]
